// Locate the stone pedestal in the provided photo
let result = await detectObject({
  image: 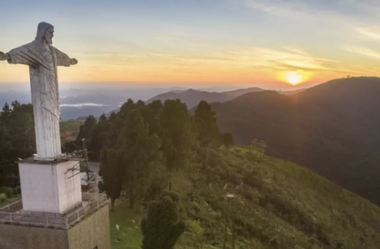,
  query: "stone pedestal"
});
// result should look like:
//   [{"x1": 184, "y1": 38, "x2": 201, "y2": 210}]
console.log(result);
[
  {"x1": 18, "y1": 158, "x2": 82, "y2": 214},
  {"x1": 0, "y1": 205, "x2": 111, "y2": 249}
]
